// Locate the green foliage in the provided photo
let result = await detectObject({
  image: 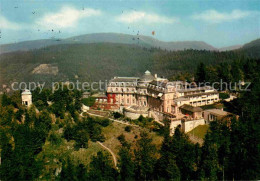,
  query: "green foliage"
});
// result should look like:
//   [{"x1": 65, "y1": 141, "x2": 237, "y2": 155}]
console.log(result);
[
  {"x1": 32, "y1": 88, "x2": 50, "y2": 110},
  {"x1": 95, "y1": 118, "x2": 110, "y2": 127},
  {"x1": 113, "y1": 111, "x2": 123, "y2": 119},
  {"x1": 118, "y1": 139, "x2": 135, "y2": 181},
  {"x1": 63, "y1": 117, "x2": 106, "y2": 148},
  {"x1": 124, "y1": 125, "x2": 132, "y2": 132},
  {"x1": 199, "y1": 72, "x2": 260, "y2": 180},
  {"x1": 195, "y1": 62, "x2": 206, "y2": 83},
  {"x1": 48, "y1": 131, "x2": 63, "y2": 146},
  {"x1": 1, "y1": 93, "x2": 11, "y2": 107},
  {"x1": 134, "y1": 132, "x2": 157, "y2": 180},
  {"x1": 0, "y1": 107, "x2": 51, "y2": 180},
  {"x1": 82, "y1": 97, "x2": 95, "y2": 107},
  {"x1": 219, "y1": 92, "x2": 230, "y2": 100},
  {"x1": 60, "y1": 158, "x2": 78, "y2": 181},
  {"x1": 87, "y1": 151, "x2": 118, "y2": 180}
]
